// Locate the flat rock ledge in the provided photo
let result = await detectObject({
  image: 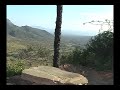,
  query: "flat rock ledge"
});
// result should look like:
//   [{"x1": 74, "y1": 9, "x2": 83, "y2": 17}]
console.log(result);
[{"x1": 21, "y1": 66, "x2": 88, "y2": 85}]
